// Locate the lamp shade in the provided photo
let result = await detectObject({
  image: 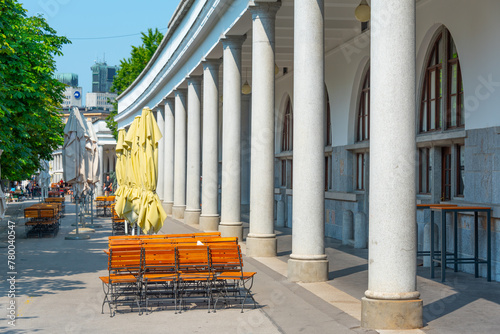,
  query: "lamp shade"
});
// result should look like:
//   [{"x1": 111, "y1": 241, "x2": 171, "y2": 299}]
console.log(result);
[
  {"x1": 355, "y1": 0, "x2": 370, "y2": 22},
  {"x1": 242, "y1": 81, "x2": 251, "y2": 95}
]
